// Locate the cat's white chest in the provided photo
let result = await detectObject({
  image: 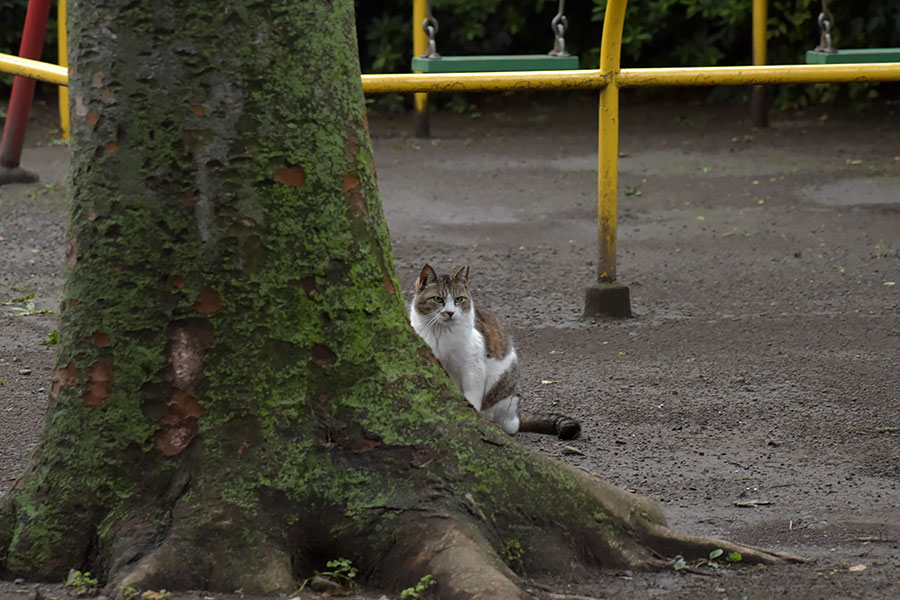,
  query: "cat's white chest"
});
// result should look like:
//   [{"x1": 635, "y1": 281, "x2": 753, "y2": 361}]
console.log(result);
[{"x1": 410, "y1": 308, "x2": 486, "y2": 403}]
